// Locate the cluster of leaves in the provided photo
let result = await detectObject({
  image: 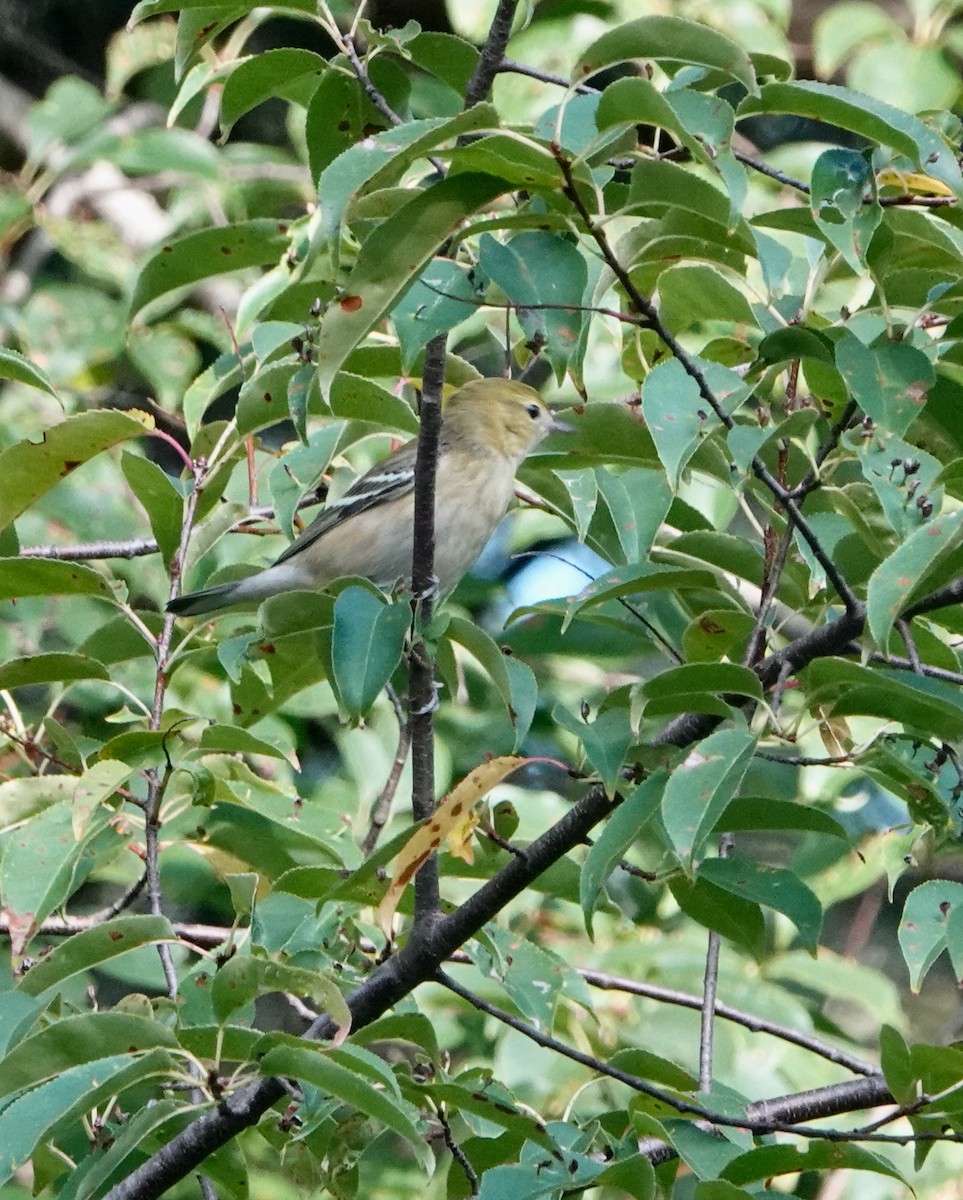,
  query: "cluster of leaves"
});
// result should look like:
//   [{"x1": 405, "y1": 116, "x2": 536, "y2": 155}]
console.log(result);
[{"x1": 3, "y1": 0, "x2": 963, "y2": 1197}]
